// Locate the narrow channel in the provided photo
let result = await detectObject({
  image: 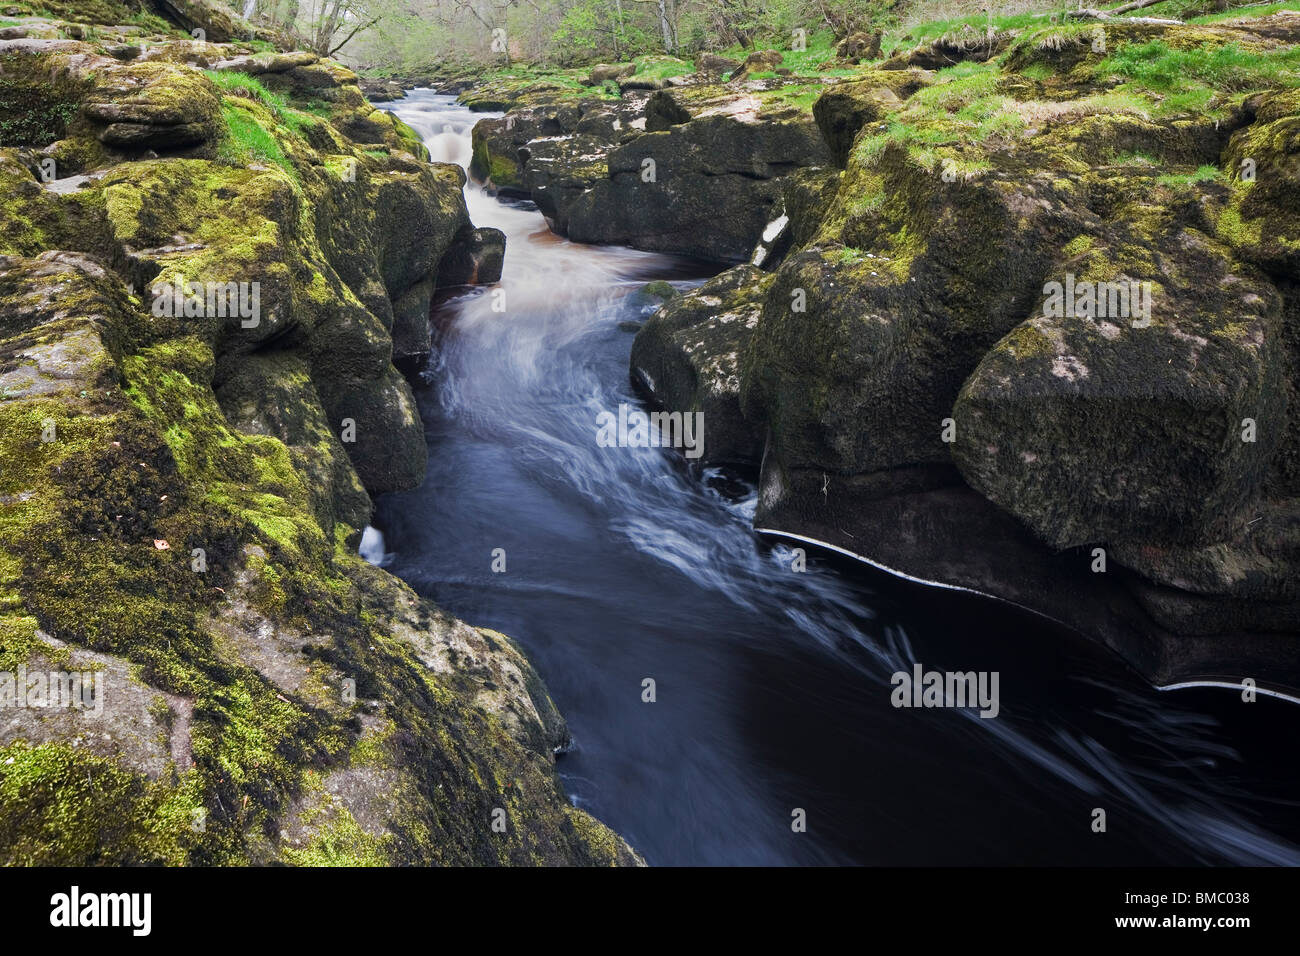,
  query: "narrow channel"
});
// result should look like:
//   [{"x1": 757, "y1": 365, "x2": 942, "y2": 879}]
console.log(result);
[{"x1": 373, "y1": 90, "x2": 1300, "y2": 866}]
